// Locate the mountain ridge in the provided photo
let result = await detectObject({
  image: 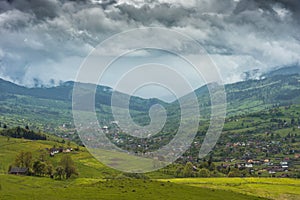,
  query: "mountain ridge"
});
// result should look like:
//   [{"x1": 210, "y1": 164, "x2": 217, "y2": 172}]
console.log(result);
[
  {"x1": 2, "y1": 62, "x2": 300, "y2": 105},
  {"x1": 1, "y1": 72, "x2": 300, "y2": 125}
]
